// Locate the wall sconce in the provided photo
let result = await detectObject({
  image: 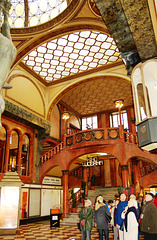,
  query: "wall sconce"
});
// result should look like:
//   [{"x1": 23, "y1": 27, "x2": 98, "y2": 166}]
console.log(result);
[{"x1": 114, "y1": 99, "x2": 124, "y2": 126}]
